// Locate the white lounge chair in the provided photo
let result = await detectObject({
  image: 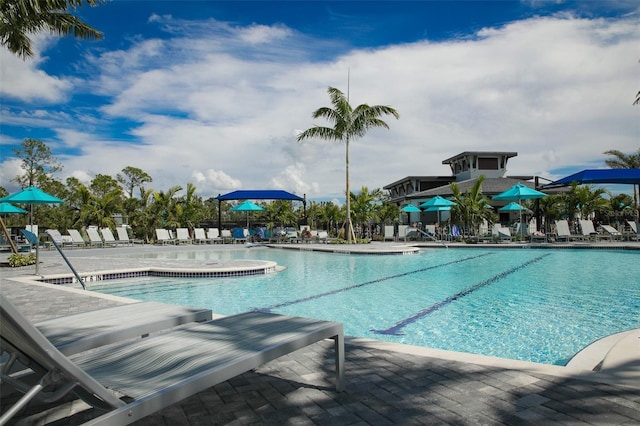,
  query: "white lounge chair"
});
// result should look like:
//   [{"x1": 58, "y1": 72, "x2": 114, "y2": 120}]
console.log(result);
[
  {"x1": 193, "y1": 228, "x2": 209, "y2": 244},
  {"x1": 86, "y1": 228, "x2": 105, "y2": 247},
  {"x1": 220, "y1": 229, "x2": 233, "y2": 243},
  {"x1": 317, "y1": 230, "x2": 330, "y2": 243},
  {"x1": 601, "y1": 225, "x2": 622, "y2": 241},
  {"x1": 100, "y1": 227, "x2": 119, "y2": 247},
  {"x1": 492, "y1": 224, "x2": 512, "y2": 242},
  {"x1": 0, "y1": 294, "x2": 344, "y2": 425},
  {"x1": 45, "y1": 229, "x2": 72, "y2": 249},
  {"x1": 384, "y1": 225, "x2": 395, "y2": 241},
  {"x1": 66, "y1": 229, "x2": 87, "y2": 248},
  {"x1": 398, "y1": 225, "x2": 408, "y2": 241},
  {"x1": 554, "y1": 220, "x2": 583, "y2": 242},
  {"x1": 115, "y1": 226, "x2": 134, "y2": 246},
  {"x1": 579, "y1": 220, "x2": 609, "y2": 241},
  {"x1": 176, "y1": 227, "x2": 193, "y2": 244},
  {"x1": 155, "y1": 228, "x2": 176, "y2": 245},
  {"x1": 36, "y1": 301, "x2": 212, "y2": 355},
  {"x1": 626, "y1": 221, "x2": 639, "y2": 241},
  {"x1": 207, "y1": 228, "x2": 222, "y2": 244}
]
